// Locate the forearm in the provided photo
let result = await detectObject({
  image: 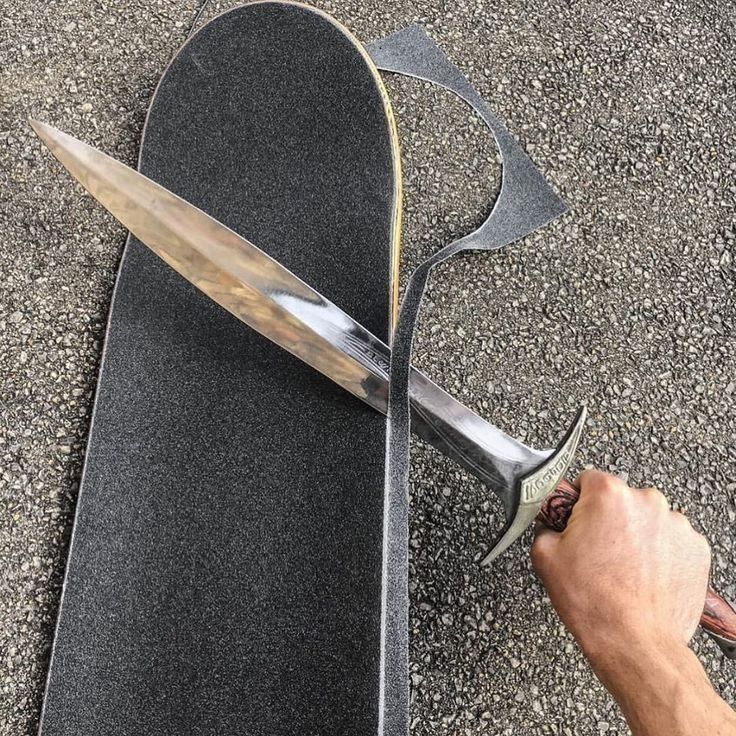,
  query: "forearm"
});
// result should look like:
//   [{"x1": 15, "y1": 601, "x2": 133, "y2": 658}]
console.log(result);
[{"x1": 587, "y1": 636, "x2": 736, "y2": 736}]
